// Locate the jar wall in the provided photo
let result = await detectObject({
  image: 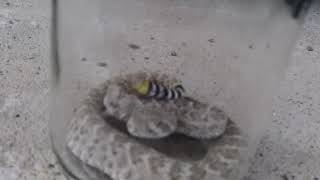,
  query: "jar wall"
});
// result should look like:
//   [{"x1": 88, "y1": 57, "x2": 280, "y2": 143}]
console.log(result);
[{"x1": 50, "y1": 0, "x2": 302, "y2": 179}]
